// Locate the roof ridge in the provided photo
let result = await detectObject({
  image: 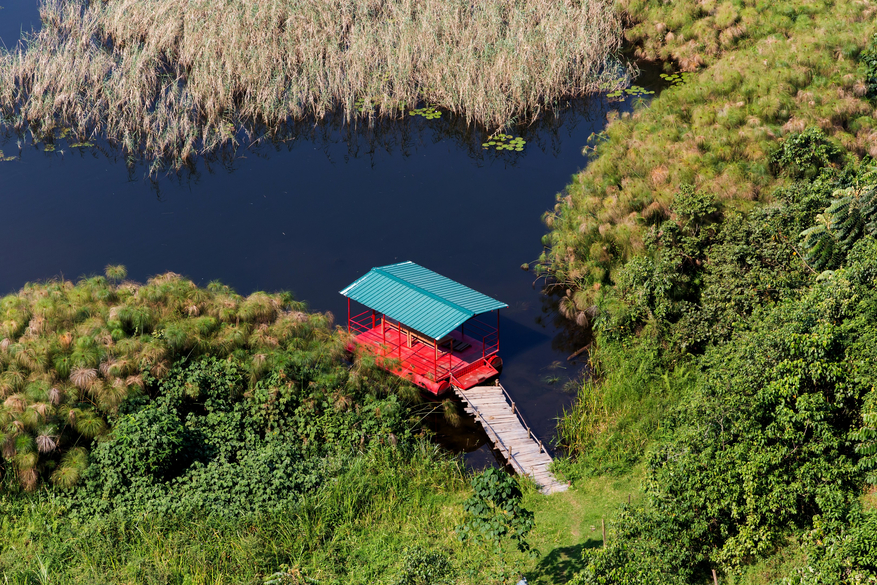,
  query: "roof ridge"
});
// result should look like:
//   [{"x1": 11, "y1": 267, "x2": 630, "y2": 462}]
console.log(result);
[{"x1": 372, "y1": 266, "x2": 474, "y2": 317}]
